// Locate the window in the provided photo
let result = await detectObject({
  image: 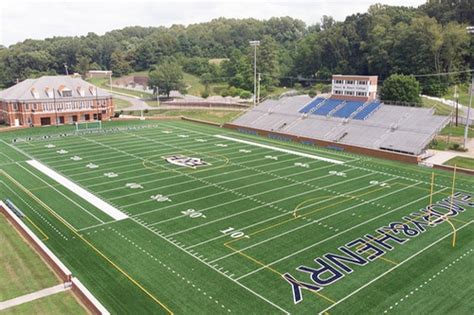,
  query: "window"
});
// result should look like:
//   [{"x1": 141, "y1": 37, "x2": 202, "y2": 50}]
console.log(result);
[
  {"x1": 357, "y1": 91, "x2": 366, "y2": 96},
  {"x1": 334, "y1": 79, "x2": 343, "y2": 84},
  {"x1": 25, "y1": 104, "x2": 30, "y2": 110},
  {"x1": 61, "y1": 89, "x2": 72, "y2": 97},
  {"x1": 346, "y1": 80, "x2": 355, "y2": 85},
  {"x1": 357, "y1": 80, "x2": 367, "y2": 85},
  {"x1": 345, "y1": 91, "x2": 354, "y2": 96},
  {"x1": 13, "y1": 103, "x2": 18, "y2": 110},
  {"x1": 31, "y1": 88, "x2": 39, "y2": 99},
  {"x1": 334, "y1": 90, "x2": 343, "y2": 95},
  {"x1": 45, "y1": 88, "x2": 54, "y2": 98}
]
